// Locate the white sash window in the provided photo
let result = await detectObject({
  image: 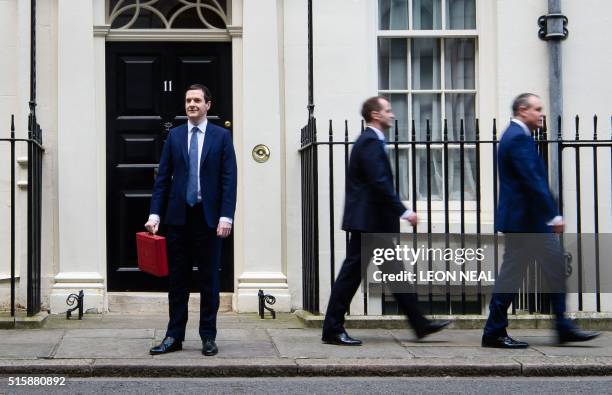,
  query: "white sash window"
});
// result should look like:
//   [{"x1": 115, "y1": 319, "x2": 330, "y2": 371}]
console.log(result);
[{"x1": 378, "y1": 0, "x2": 477, "y2": 202}]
